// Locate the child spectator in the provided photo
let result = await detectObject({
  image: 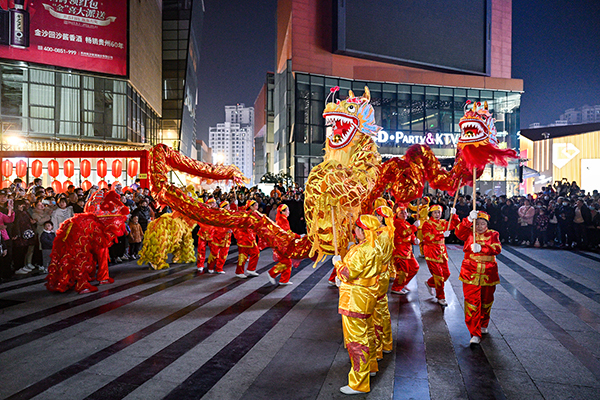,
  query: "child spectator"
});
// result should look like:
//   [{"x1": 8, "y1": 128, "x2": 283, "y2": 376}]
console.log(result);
[
  {"x1": 40, "y1": 221, "x2": 56, "y2": 273},
  {"x1": 128, "y1": 215, "x2": 144, "y2": 259}
]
